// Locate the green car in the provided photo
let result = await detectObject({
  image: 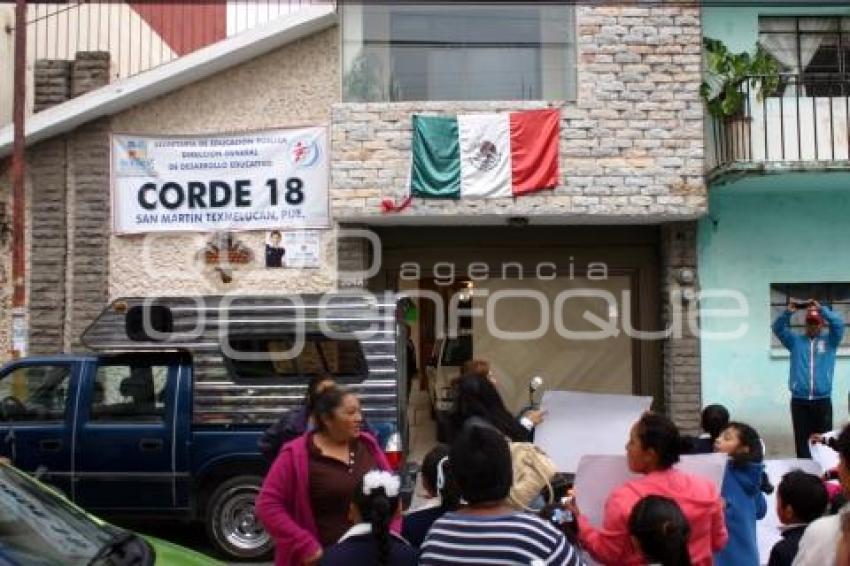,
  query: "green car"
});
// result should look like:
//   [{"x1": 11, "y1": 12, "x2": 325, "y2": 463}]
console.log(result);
[{"x1": 0, "y1": 462, "x2": 221, "y2": 565}]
